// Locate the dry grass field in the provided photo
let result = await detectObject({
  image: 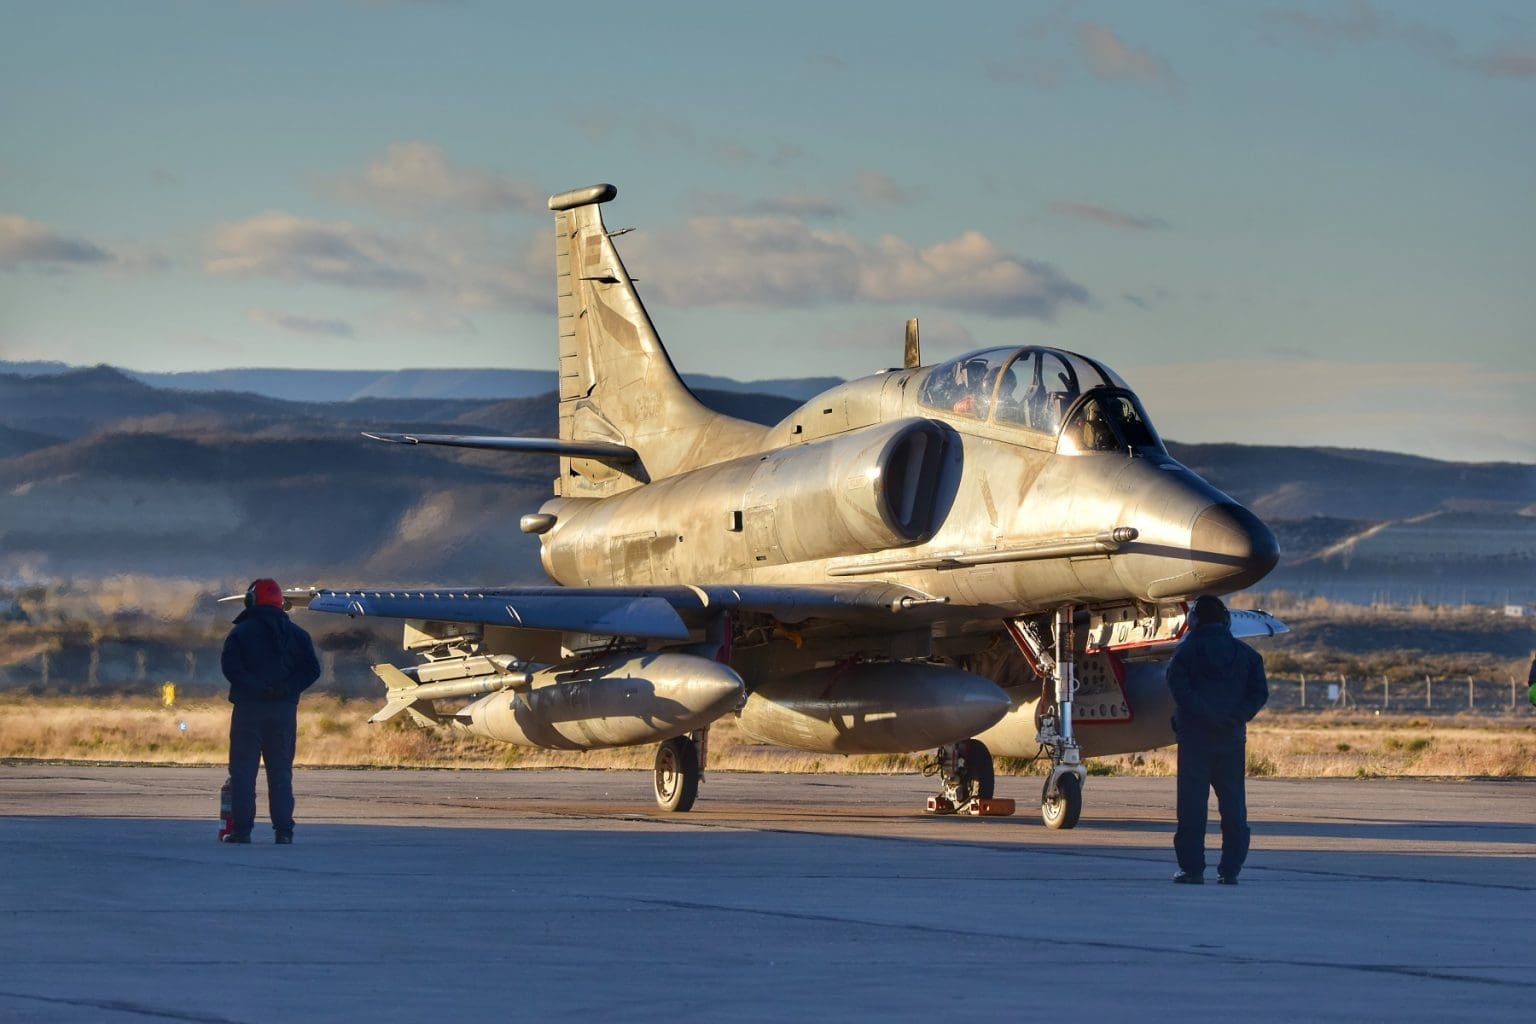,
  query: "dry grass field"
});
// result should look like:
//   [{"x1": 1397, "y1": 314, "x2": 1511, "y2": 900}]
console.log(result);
[{"x1": 3, "y1": 694, "x2": 1532, "y2": 779}]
